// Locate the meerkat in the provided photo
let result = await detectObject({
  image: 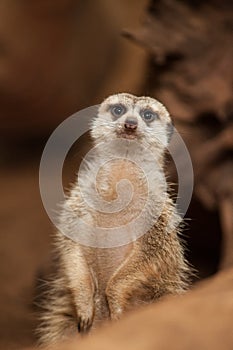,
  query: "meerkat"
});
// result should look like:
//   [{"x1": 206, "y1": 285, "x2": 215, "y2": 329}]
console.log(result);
[{"x1": 37, "y1": 93, "x2": 191, "y2": 346}]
